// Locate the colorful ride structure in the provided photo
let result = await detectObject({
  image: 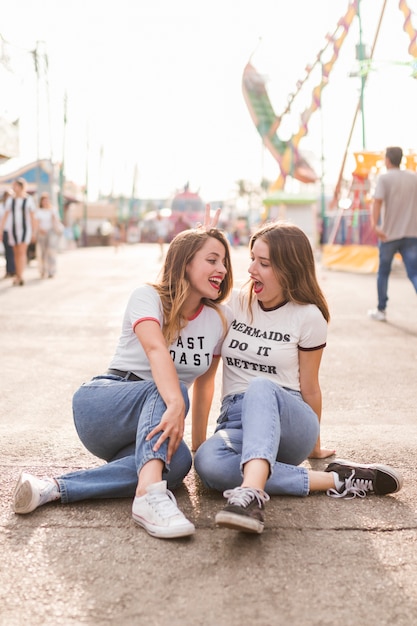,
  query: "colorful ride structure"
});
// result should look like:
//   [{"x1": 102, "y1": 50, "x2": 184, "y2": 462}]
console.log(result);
[
  {"x1": 320, "y1": 147, "x2": 417, "y2": 272},
  {"x1": 242, "y1": 0, "x2": 358, "y2": 191},
  {"x1": 242, "y1": 0, "x2": 417, "y2": 271}
]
